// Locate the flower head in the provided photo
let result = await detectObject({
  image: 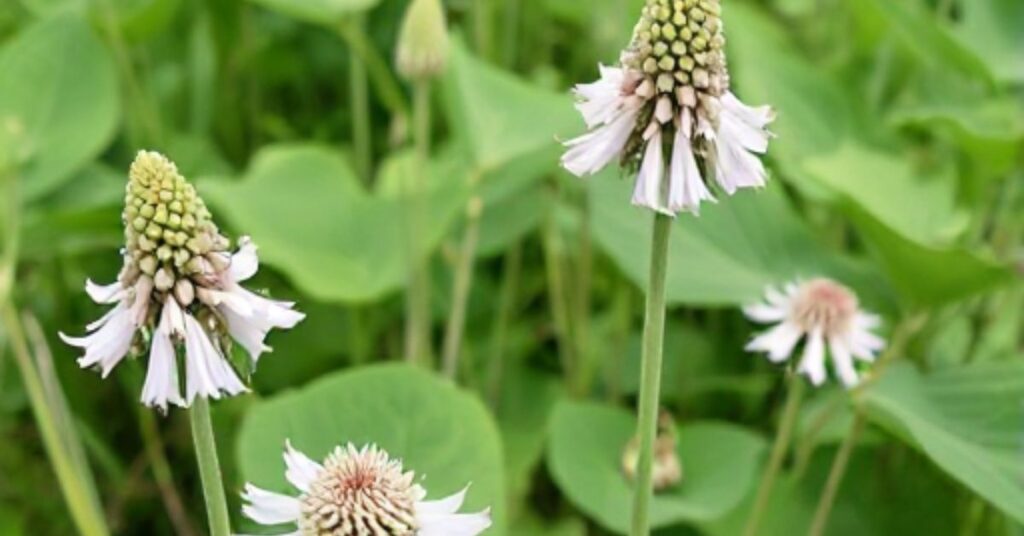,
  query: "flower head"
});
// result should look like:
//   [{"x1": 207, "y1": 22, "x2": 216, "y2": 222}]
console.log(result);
[
  {"x1": 561, "y1": 0, "x2": 774, "y2": 216},
  {"x1": 744, "y1": 278, "x2": 886, "y2": 388},
  {"x1": 240, "y1": 441, "x2": 492, "y2": 536},
  {"x1": 396, "y1": 0, "x2": 449, "y2": 80},
  {"x1": 61, "y1": 151, "x2": 304, "y2": 411}
]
